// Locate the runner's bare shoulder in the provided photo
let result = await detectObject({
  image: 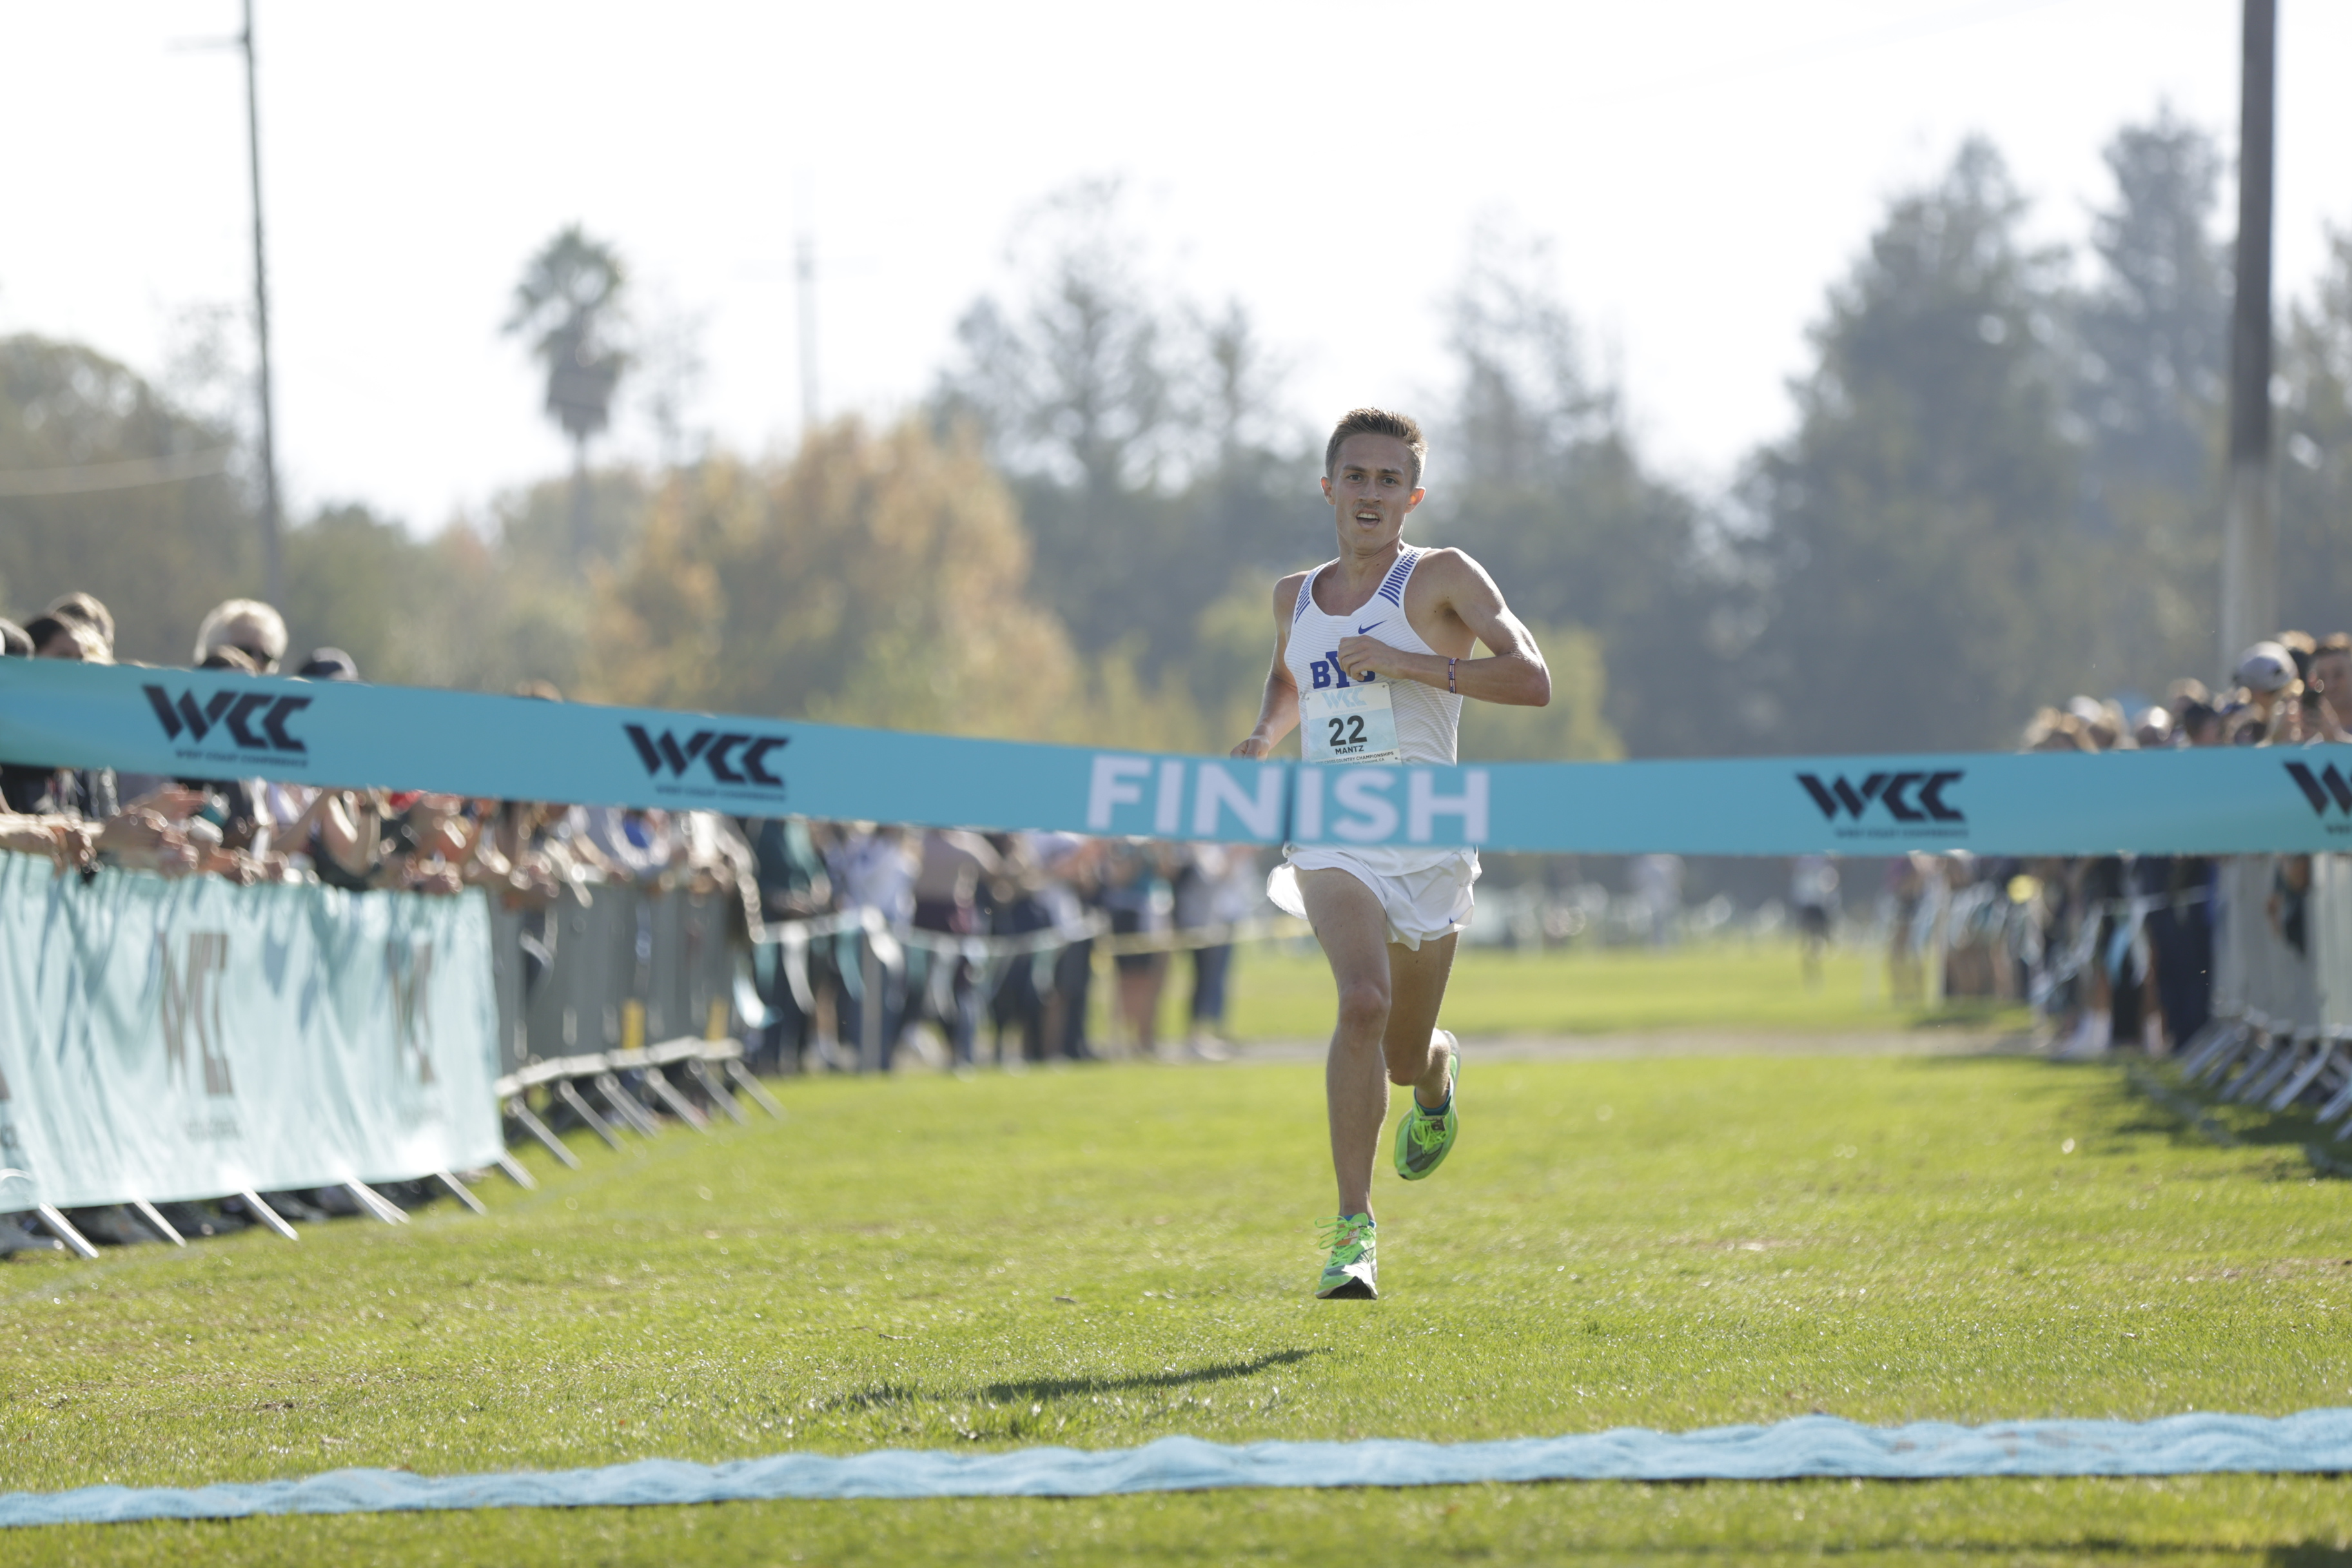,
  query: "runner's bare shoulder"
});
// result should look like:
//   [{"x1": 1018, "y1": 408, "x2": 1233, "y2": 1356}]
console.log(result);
[
  {"x1": 1273, "y1": 569, "x2": 1317, "y2": 623},
  {"x1": 1407, "y1": 546, "x2": 1493, "y2": 597}
]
